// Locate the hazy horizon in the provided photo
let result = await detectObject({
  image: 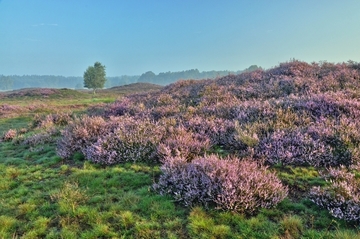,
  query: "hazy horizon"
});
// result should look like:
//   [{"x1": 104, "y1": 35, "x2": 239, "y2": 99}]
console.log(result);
[{"x1": 1, "y1": 0, "x2": 360, "y2": 77}]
